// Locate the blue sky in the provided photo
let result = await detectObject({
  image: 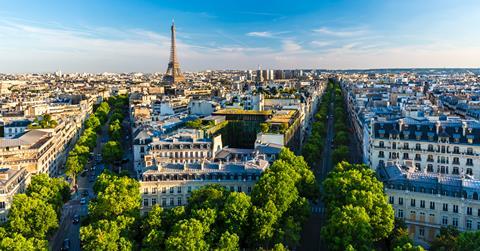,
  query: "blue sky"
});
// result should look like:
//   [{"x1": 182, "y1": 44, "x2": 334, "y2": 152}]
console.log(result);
[{"x1": 1, "y1": 0, "x2": 480, "y2": 73}]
